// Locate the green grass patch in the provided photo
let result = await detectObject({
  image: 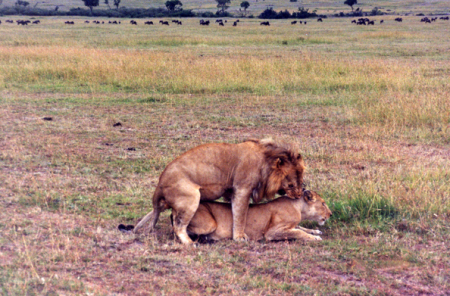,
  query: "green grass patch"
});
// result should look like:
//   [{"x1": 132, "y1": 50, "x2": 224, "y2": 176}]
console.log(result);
[{"x1": 327, "y1": 192, "x2": 398, "y2": 224}]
